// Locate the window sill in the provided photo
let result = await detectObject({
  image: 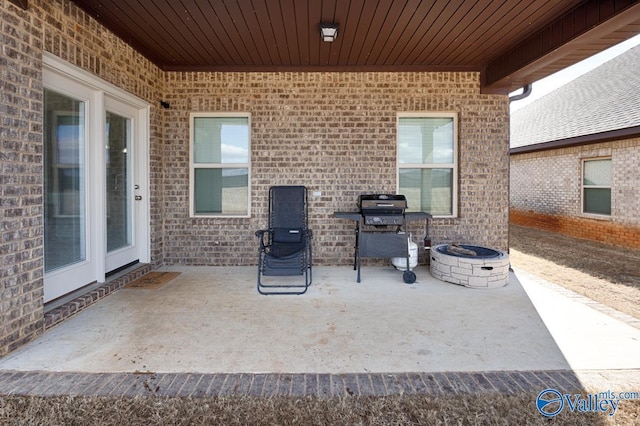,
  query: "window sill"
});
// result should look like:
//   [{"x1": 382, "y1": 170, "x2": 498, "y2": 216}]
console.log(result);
[{"x1": 580, "y1": 213, "x2": 612, "y2": 221}]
